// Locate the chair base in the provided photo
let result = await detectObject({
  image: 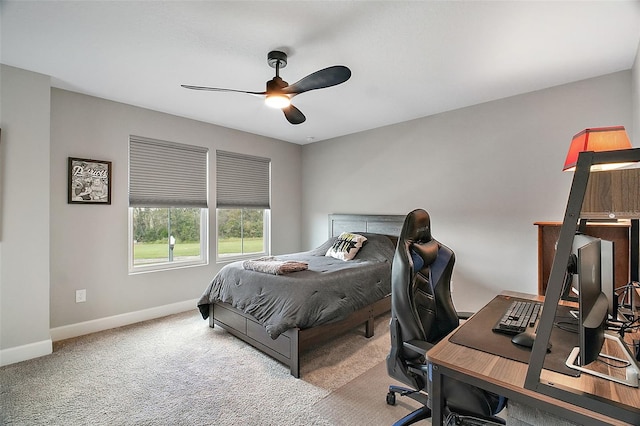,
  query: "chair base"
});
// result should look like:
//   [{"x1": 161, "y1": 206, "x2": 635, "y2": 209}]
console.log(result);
[
  {"x1": 387, "y1": 385, "x2": 430, "y2": 426},
  {"x1": 387, "y1": 385, "x2": 506, "y2": 426},
  {"x1": 387, "y1": 385, "x2": 428, "y2": 406}
]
